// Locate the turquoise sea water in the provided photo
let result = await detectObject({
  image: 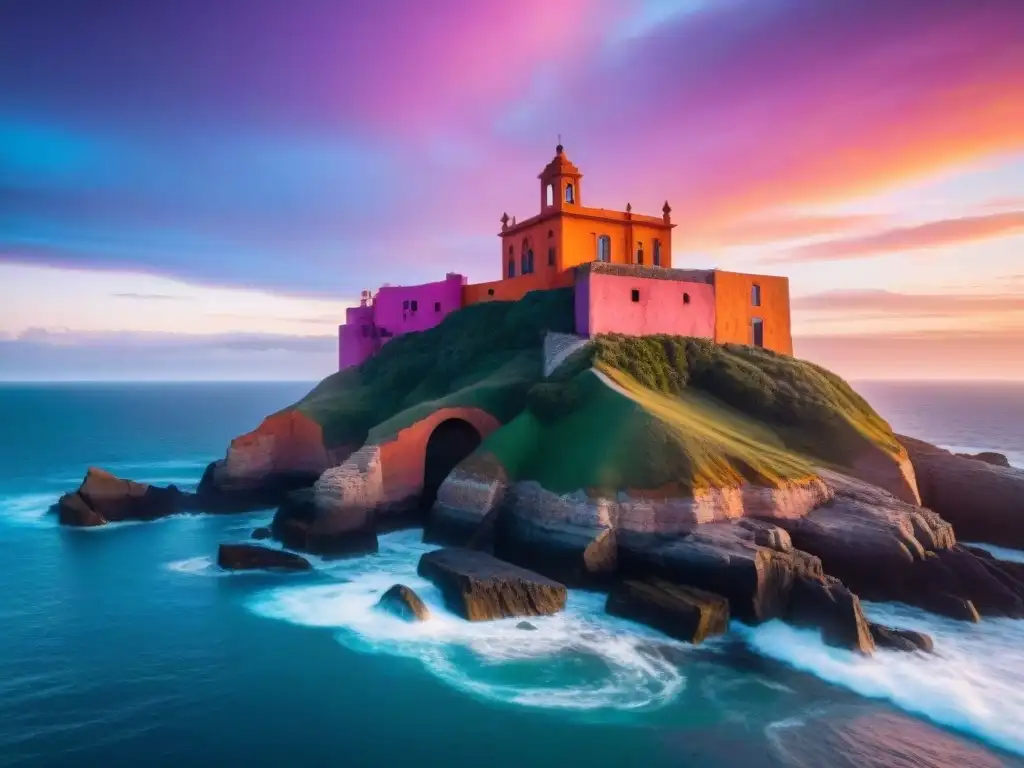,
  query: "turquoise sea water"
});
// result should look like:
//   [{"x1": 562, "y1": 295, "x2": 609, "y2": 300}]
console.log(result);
[{"x1": 2, "y1": 381, "x2": 1024, "y2": 768}]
